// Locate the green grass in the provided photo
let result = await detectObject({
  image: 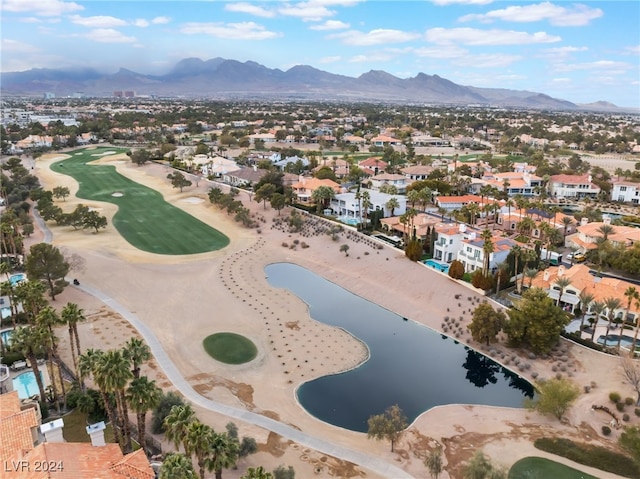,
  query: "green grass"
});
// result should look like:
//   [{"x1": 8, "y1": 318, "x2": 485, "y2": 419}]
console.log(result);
[
  {"x1": 50, "y1": 147, "x2": 229, "y2": 255},
  {"x1": 203, "y1": 332, "x2": 257, "y2": 364},
  {"x1": 509, "y1": 457, "x2": 599, "y2": 479},
  {"x1": 61, "y1": 409, "x2": 116, "y2": 444}
]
